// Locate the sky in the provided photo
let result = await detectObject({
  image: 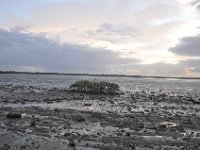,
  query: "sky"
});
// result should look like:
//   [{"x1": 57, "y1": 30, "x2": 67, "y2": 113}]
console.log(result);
[{"x1": 0, "y1": 0, "x2": 200, "y2": 77}]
